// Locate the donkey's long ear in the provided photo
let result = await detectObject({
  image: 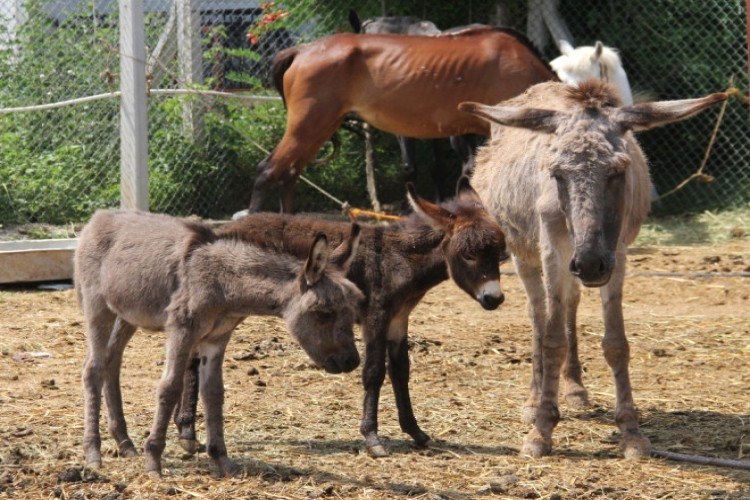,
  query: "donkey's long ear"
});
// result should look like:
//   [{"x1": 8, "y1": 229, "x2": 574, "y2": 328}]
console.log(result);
[
  {"x1": 455, "y1": 176, "x2": 484, "y2": 207},
  {"x1": 458, "y1": 102, "x2": 563, "y2": 133},
  {"x1": 615, "y1": 92, "x2": 727, "y2": 132},
  {"x1": 406, "y1": 183, "x2": 454, "y2": 232},
  {"x1": 303, "y1": 233, "x2": 330, "y2": 286},
  {"x1": 329, "y1": 223, "x2": 361, "y2": 271}
]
